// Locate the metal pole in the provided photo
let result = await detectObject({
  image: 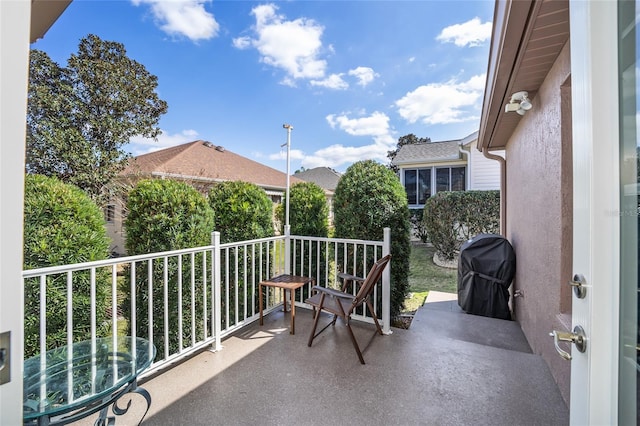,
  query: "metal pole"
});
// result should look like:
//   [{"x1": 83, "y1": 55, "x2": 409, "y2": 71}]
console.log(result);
[{"x1": 282, "y1": 124, "x2": 293, "y2": 228}]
